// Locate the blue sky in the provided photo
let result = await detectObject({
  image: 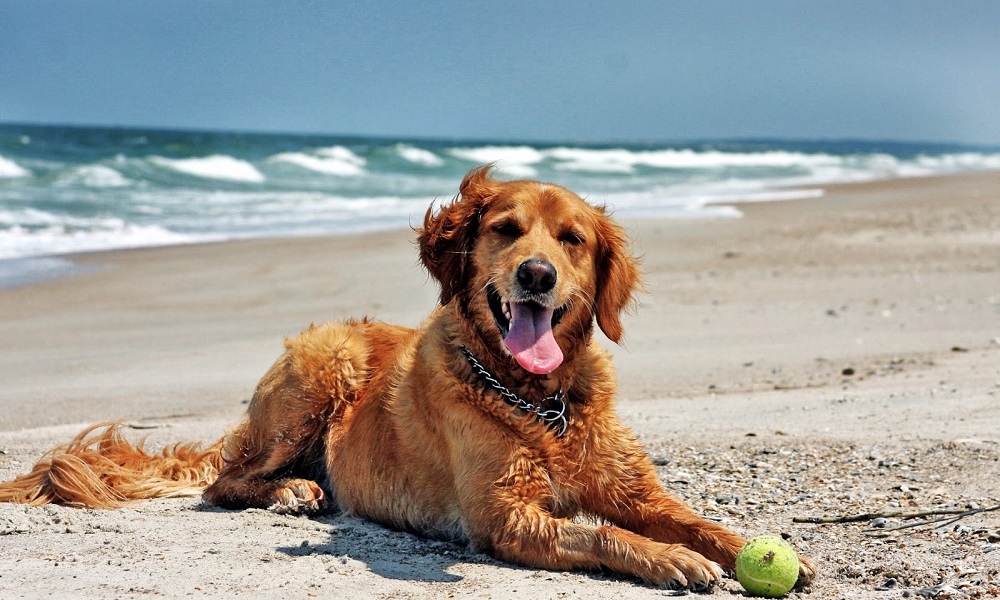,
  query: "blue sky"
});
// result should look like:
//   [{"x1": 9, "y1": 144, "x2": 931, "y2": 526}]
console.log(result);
[{"x1": 3, "y1": 1, "x2": 999, "y2": 144}]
